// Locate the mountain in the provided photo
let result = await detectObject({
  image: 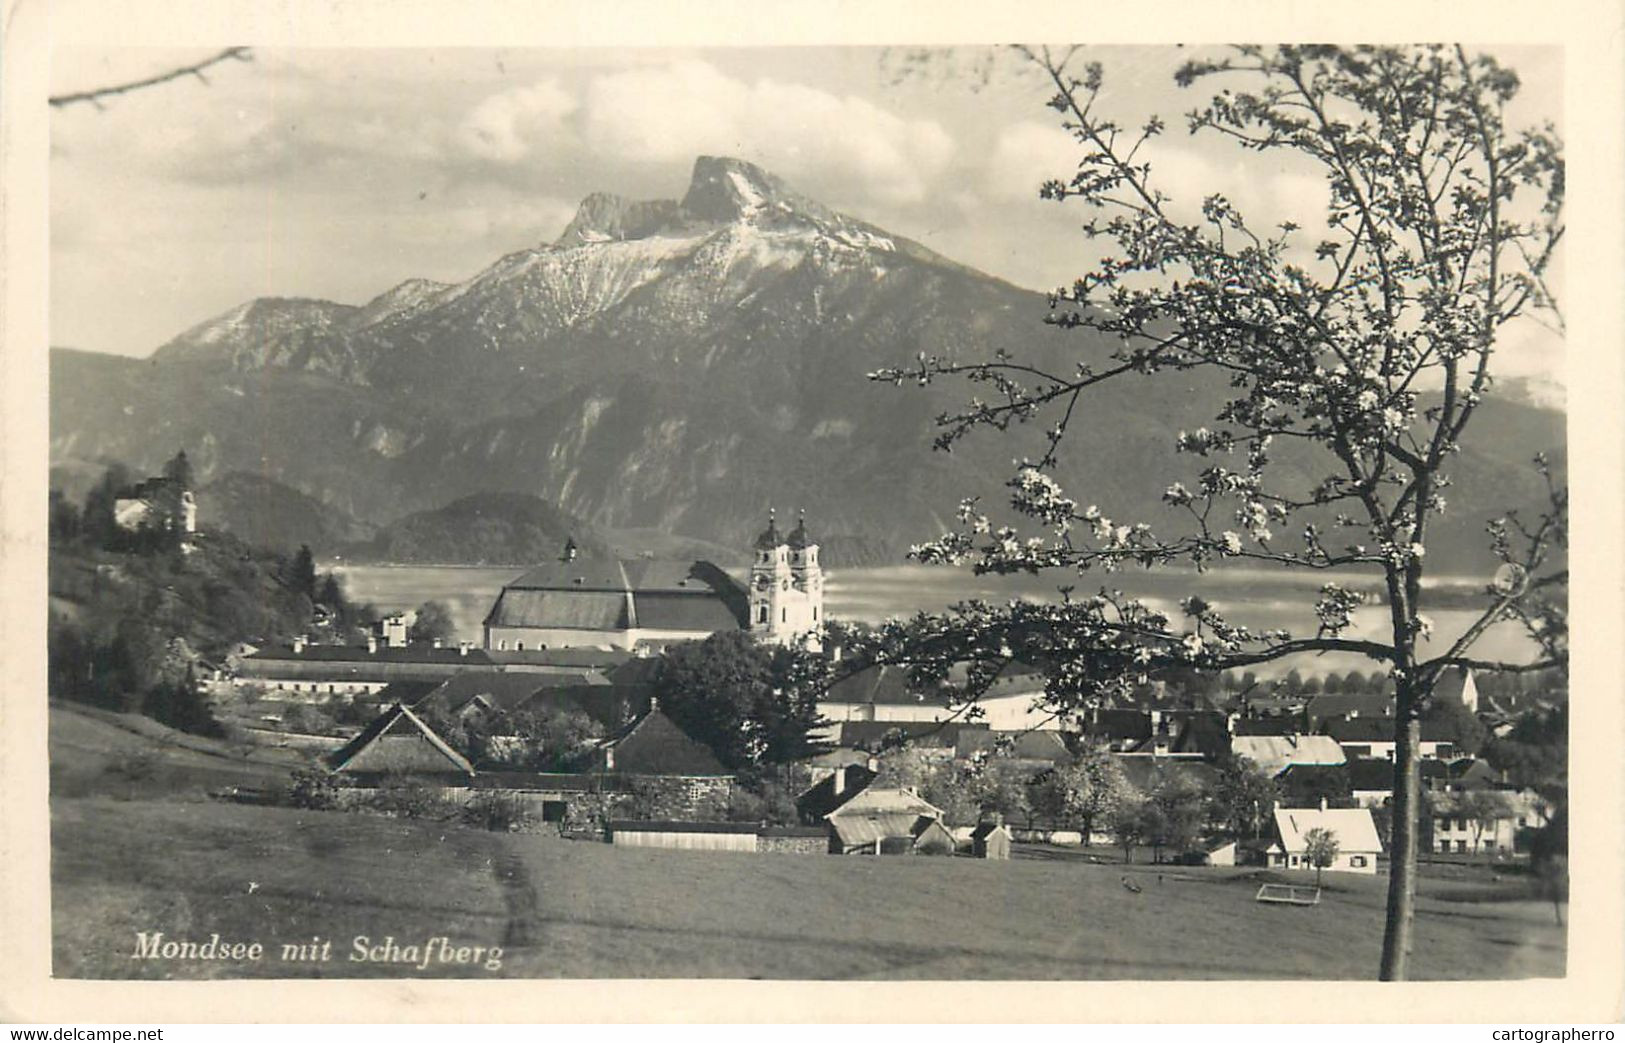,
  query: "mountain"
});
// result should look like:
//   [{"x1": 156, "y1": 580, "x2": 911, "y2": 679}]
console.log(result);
[
  {"x1": 49, "y1": 156, "x2": 1566, "y2": 575},
  {"x1": 354, "y1": 492, "x2": 610, "y2": 565},
  {"x1": 195, "y1": 472, "x2": 374, "y2": 553}
]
